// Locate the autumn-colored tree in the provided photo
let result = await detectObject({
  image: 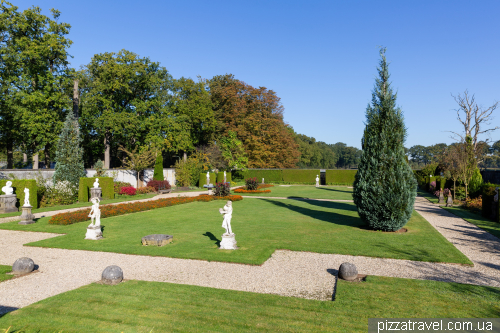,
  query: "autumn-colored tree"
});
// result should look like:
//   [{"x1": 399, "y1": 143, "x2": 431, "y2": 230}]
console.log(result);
[{"x1": 209, "y1": 74, "x2": 299, "y2": 168}]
